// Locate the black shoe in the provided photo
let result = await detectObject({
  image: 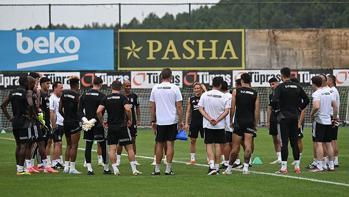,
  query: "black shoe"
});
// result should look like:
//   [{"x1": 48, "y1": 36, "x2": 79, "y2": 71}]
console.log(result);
[
  {"x1": 232, "y1": 163, "x2": 242, "y2": 168},
  {"x1": 220, "y1": 164, "x2": 228, "y2": 170},
  {"x1": 53, "y1": 163, "x2": 63, "y2": 170},
  {"x1": 249, "y1": 164, "x2": 252, "y2": 168},
  {"x1": 207, "y1": 168, "x2": 217, "y2": 175},
  {"x1": 165, "y1": 171, "x2": 175, "y2": 176},
  {"x1": 334, "y1": 164, "x2": 339, "y2": 168},
  {"x1": 87, "y1": 171, "x2": 95, "y2": 176},
  {"x1": 151, "y1": 171, "x2": 161, "y2": 176},
  {"x1": 306, "y1": 163, "x2": 316, "y2": 170},
  {"x1": 103, "y1": 170, "x2": 112, "y2": 175}
]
